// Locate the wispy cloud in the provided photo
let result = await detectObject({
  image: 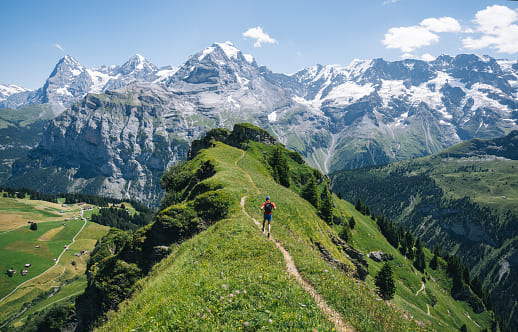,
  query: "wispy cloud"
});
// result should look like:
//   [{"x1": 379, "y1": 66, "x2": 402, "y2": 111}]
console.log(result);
[
  {"x1": 462, "y1": 5, "x2": 518, "y2": 54},
  {"x1": 382, "y1": 0, "x2": 400, "y2": 6},
  {"x1": 382, "y1": 17, "x2": 460, "y2": 53},
  {"x1": 54, "y1": 43, "x2": 65, "y2": 52},
  {"x1": 242, "y1": 26, "x2": 277, "y2": 47}
]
